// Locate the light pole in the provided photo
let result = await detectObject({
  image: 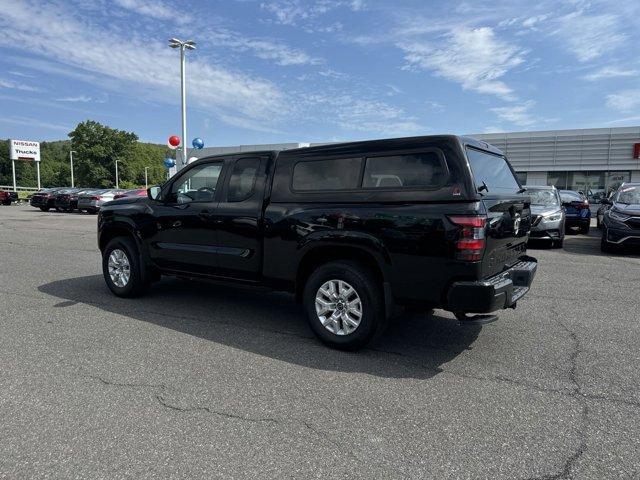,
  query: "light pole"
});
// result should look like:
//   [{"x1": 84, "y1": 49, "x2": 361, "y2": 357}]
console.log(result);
[
  {"x1": 168, "y1": 37, "x2": 196, "y2": 168},
  {"x1": 115, "y1": 160, "x2": 119, "y2": 189},
  {"x1": 144, "y1": 166, "x2": 150, "y2": 188},
  {"x1": 69, "y1": 150, "x2": 76, "y2": 187}
]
